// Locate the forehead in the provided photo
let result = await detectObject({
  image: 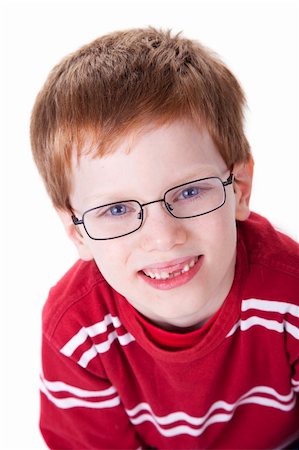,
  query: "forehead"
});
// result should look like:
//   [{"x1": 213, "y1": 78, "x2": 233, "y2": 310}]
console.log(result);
[{"x1": 70, "y1": 120, "x2": 227, "y2": 209}]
